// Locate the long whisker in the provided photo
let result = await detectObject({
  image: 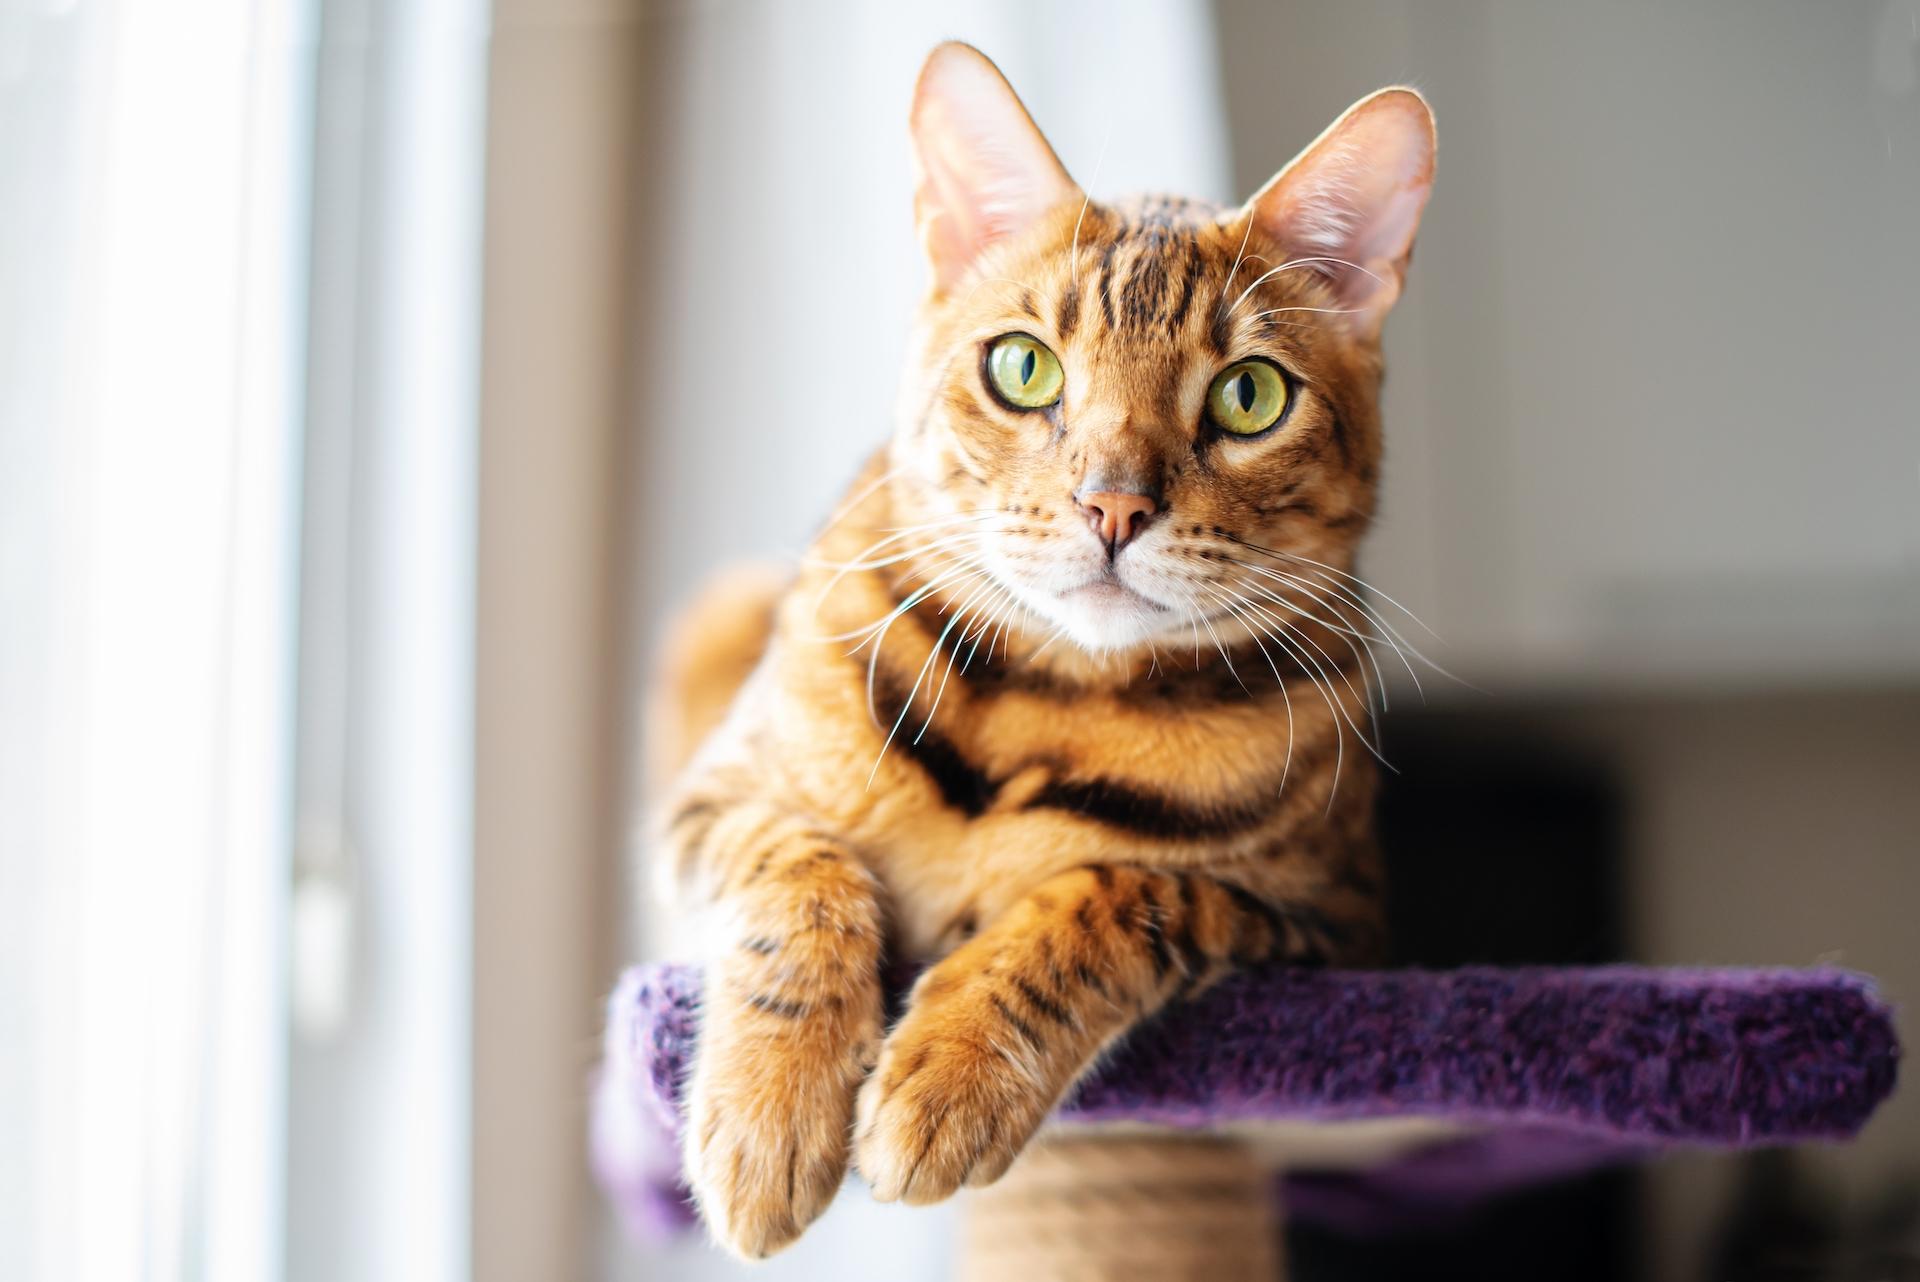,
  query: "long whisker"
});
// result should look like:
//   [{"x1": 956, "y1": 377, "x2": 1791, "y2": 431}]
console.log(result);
[
  {"x1": 1214, "y1": 579, "x2": 1381, "y2": 739},
  {"x1": 1070, "y1": 128, "x2": 1111, "y2": 293},
  {"x1": 965, "y1": 583, "x2": 1023, "y2": 676},
  {"x1": 1237, "y1": 566, "x2": 1393, "y2": 714},
  {"x1": 1227, "y1": 587, "x2": 1389, "y2": 766},
  {"x1": 1226, "y1": 256, "x2": 1387, "y2": 319},
  {"x1": 1228, "y1": 560, "x2": 1406, "y2": 702},
  {"x1": 804, "y1": 510, "x2": 1000, "y2": 573},
  {"x1": 805, "y1": 515, "x2": 1002, "y2": 634},
  {"x1": 1175, "y1": 582, "x2": 1249, "y2": 696},
  {"x1": 813, "y1": 461, "x2": 905, "y2": 542},
  {"x1": 1226, "y1": 535, "x2": 1442, "y2": 639},
  {"x1": 807, "y1": 526, "x2": 997, "y2": 578},
  {"x1": 863, "y1": 564, "x2": 991, "y2": 746},
  {"x1": 1232, "y1": 556, "x2": 1416, "y2": 666},
  {"x1": 1219, "y1": 533, "x2": 1471, "y2": 691},
  {"x1": 1251, "y1": 304, "x2": 1363, "y2": 320},
  {"x1": 1203, "y1": 581, "x2": 1347, "y2": 806},
  {"x1": 1025, "y1": 619, "x2": 1074, "y2": 663},
  {"x1": 1202, "y1": 588, "x2": 1296, "y2": 797},
  {"x1": 868, "y1": 584, "x2": 983, "y2": 788},
  {"x1": 917, "y1": 579, "x2": 1017, "y2": 744},
  {"x1": 810, "y1": 547, "x2": 995, "y2": 644},
  {"x1": 1218, "y1": 214, "x2": 1258, "y2": 317},
  {"x1": 848, "y1": 554, "x2": 987, "y2": 642}
]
